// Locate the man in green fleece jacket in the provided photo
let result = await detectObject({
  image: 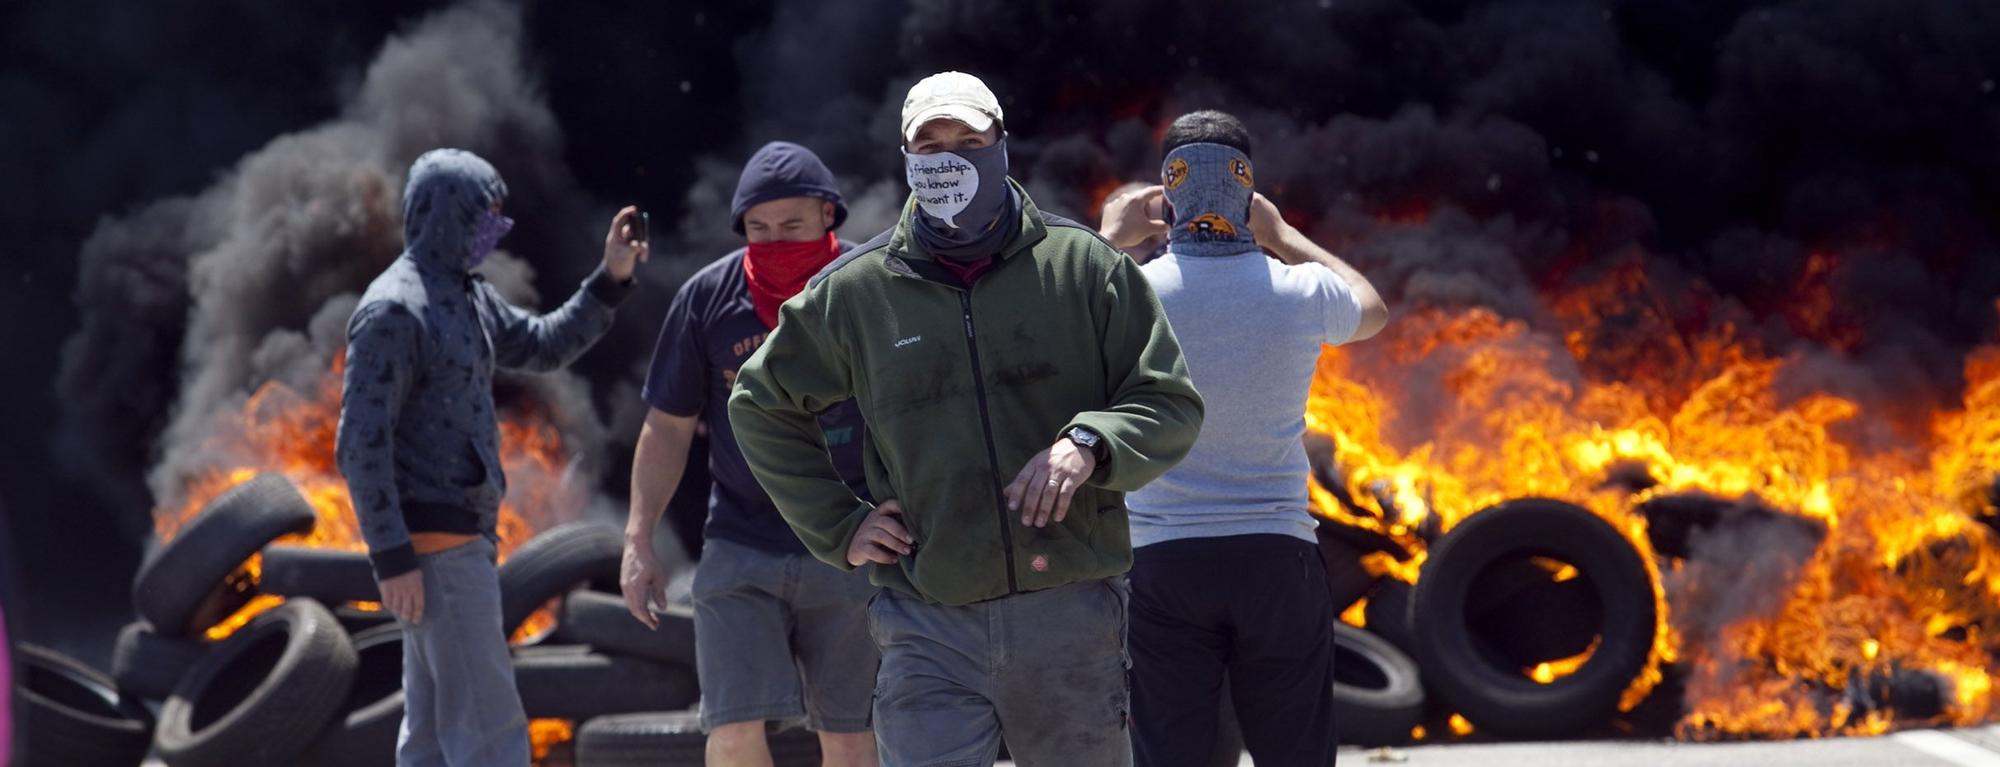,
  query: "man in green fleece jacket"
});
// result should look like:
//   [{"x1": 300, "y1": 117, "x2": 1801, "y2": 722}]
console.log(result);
[{"x1": 728, "y1": 71, "x2": 1204, "y2": 766}]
